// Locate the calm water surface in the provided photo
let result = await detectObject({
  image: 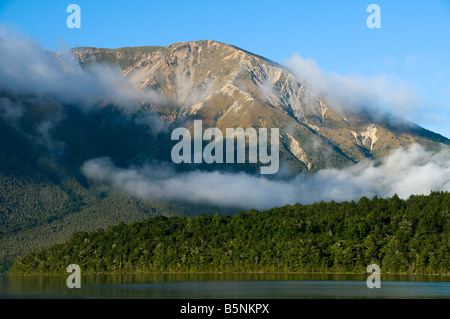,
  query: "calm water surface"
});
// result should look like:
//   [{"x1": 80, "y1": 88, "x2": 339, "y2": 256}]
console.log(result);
[{"x1": 0, "y1": 274, "x2": 448, "y2": 299}]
